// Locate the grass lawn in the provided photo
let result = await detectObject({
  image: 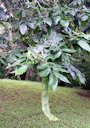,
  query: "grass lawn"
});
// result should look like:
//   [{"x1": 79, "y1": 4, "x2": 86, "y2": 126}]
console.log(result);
[{"x1": 0, "y1": 79, "x2": 90, "y2": 128}]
